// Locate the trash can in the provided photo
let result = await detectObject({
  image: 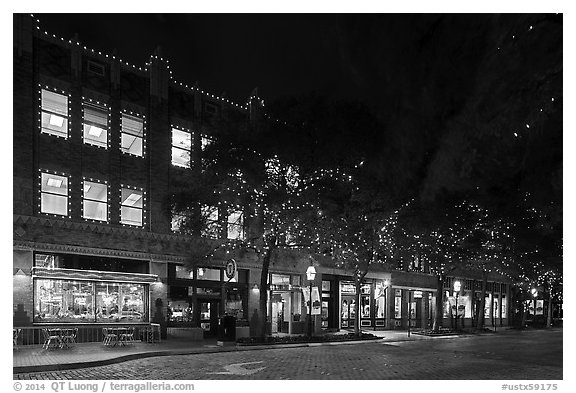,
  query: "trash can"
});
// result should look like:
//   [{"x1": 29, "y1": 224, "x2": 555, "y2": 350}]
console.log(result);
[{"x1": 218, "y1": 315, "x2": 236, "y2": 342}]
